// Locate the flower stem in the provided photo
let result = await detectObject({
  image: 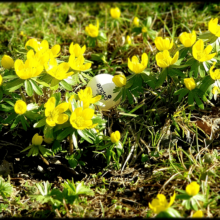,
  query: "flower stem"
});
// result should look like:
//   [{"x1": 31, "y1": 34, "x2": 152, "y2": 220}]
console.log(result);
[
  {"x1": 69, "y1": 134, "x2": 74, "y2": 154},
  {"x1": 19, "y1": 87, "x2": 26, "y2": 102}
]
